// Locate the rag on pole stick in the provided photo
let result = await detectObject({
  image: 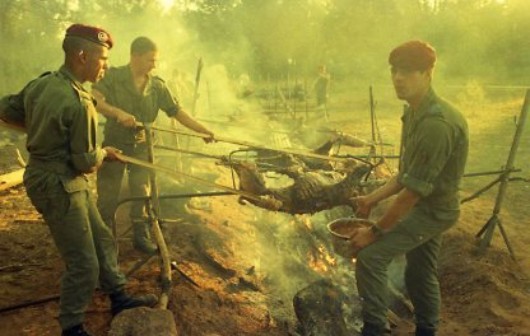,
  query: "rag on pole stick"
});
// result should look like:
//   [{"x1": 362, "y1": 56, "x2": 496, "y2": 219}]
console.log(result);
[
  {"x1": 191, "y1": 57, "x2": 203, "y2": 117},
  {"x1": 182, "y1": 57, "x2": 204, "y2": 173}
]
